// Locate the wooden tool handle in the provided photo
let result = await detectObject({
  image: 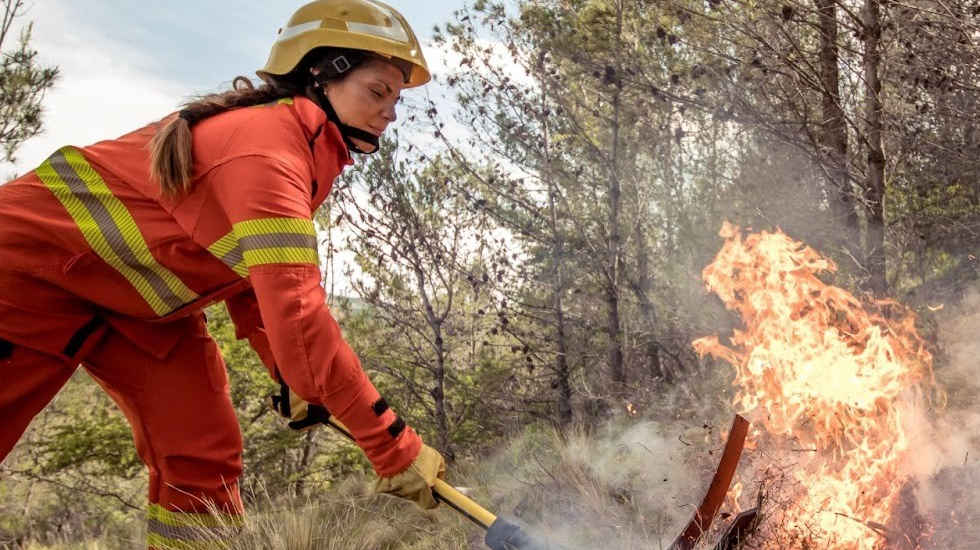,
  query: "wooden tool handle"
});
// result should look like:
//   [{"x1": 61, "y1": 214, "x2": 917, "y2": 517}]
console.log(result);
[
  {"x1": 433, "y1": 478, "x2": 498, "y2": 528},
  {"x1": 324, "y1": 416, "x2": 498, "y2": 529}
]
